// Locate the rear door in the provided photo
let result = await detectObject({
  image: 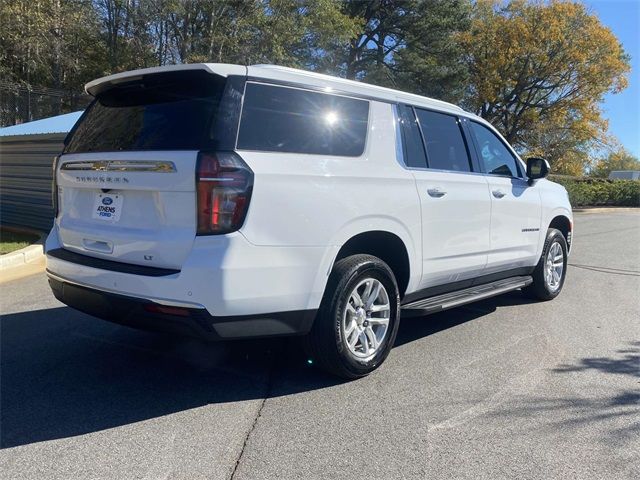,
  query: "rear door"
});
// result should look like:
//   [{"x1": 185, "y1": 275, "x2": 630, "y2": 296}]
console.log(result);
[
  {"x1": 55, "y1": 70, "x2": 233, "y2": 269},
  {"x1": 466, "y1": 120, "x2": 542, "y2": 273},
  {"x1": 398, "y1": 105, "x2": 491, "y2": 290}
]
